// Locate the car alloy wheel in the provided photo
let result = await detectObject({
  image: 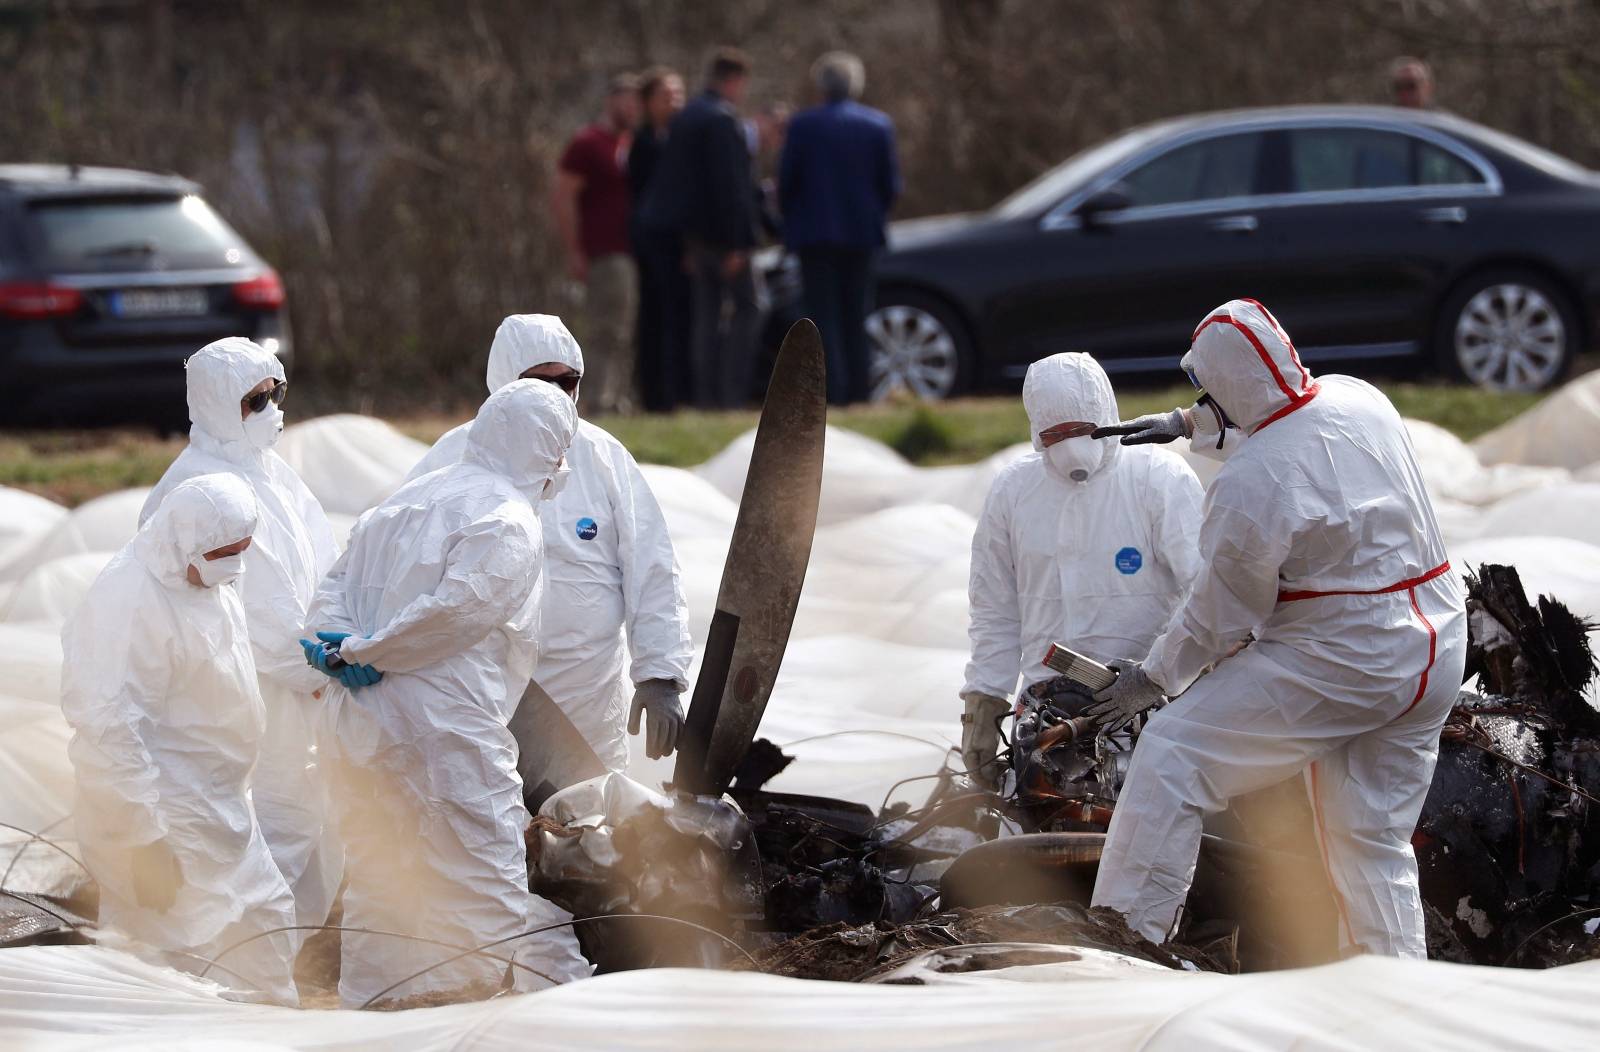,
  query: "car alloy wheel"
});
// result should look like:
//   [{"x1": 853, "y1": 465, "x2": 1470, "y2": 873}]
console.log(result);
[
  {"x1": 1453, "y1": 283, "x2": 1567, "y2": 393},
  {"x1": 866, "y1": 304, "x2": 961, "y2": 401}
]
